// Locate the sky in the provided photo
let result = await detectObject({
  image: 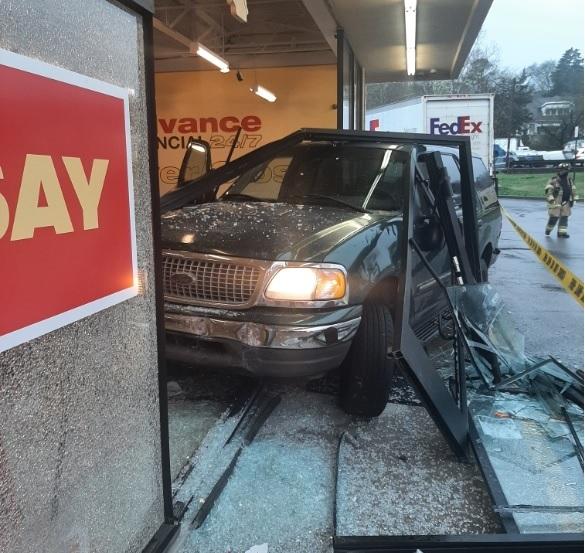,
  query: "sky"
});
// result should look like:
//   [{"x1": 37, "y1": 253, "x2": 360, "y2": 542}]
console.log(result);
[{"x1": 479, "y1": 0, "x2": 584, "y2": 69}]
